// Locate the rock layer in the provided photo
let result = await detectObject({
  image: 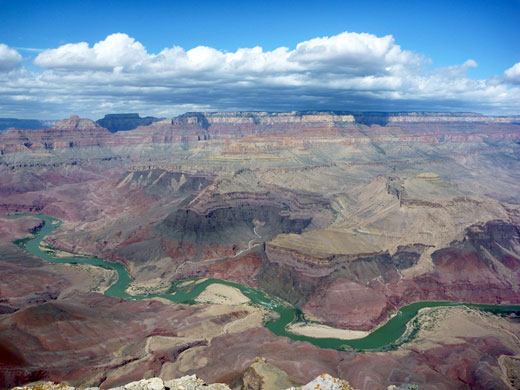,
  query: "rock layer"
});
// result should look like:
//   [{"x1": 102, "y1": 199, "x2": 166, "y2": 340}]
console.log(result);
[
  {"x1": 2, "y1": 110, "x2": 520, "y2": 390},
  {"x1": 2, "y1": 111, "x2": 520, "y2": 154}
]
